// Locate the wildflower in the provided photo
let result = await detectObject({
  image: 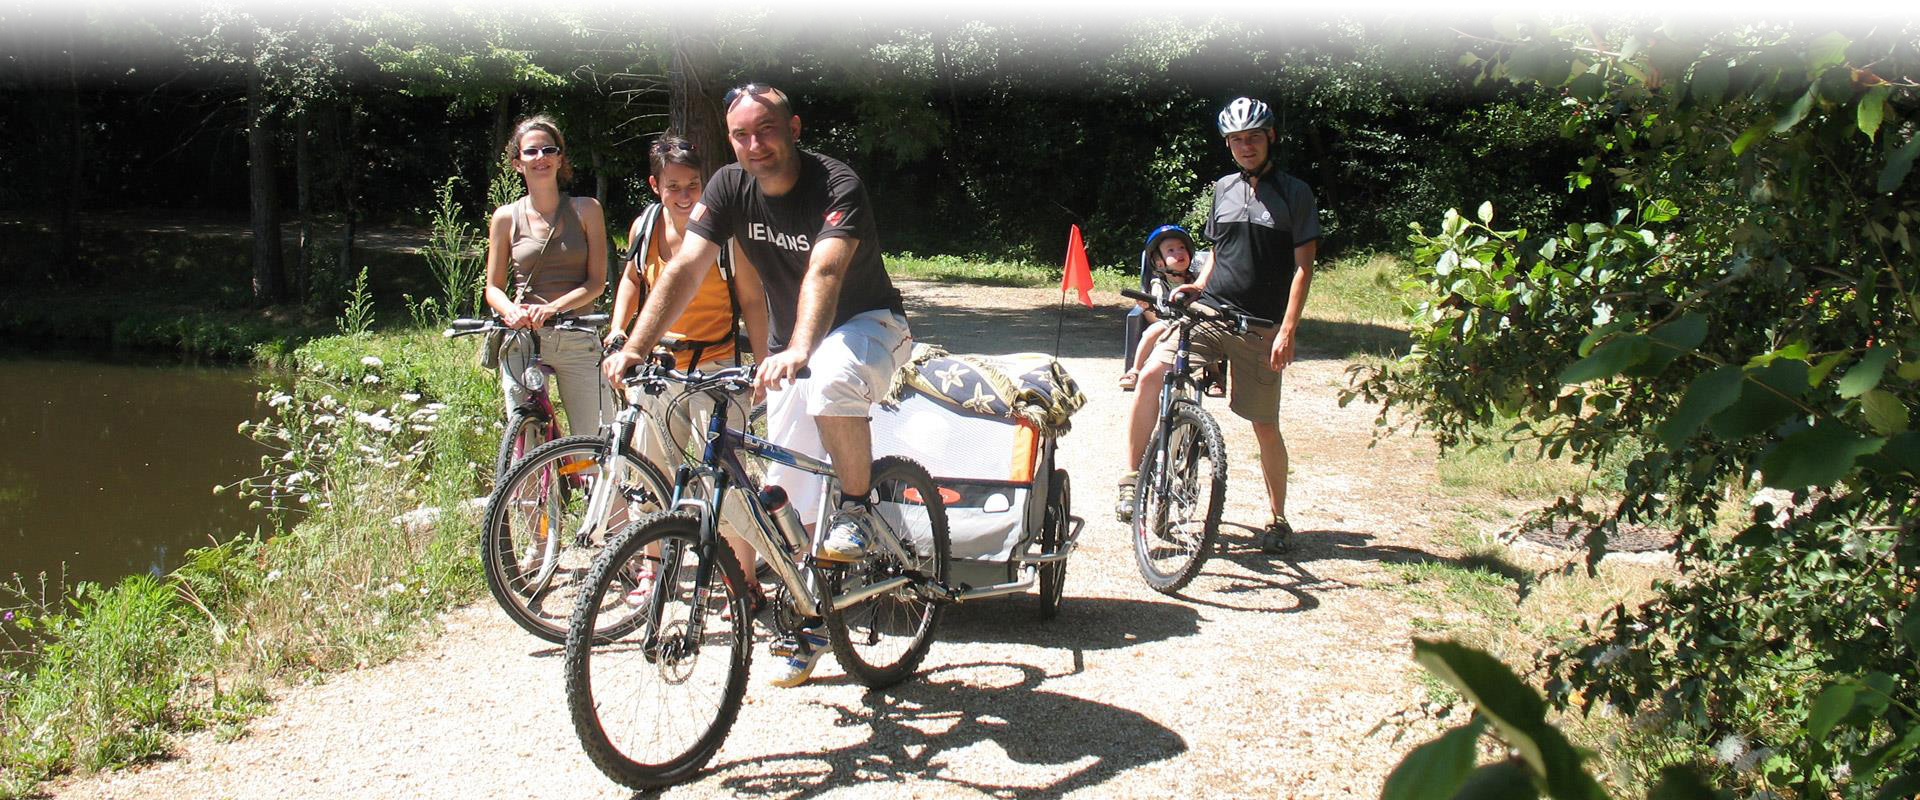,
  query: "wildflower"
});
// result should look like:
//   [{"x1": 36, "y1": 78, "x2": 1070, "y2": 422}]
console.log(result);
[
  {"x1": 410, "y1": 425, "x2": 434, "y2": 433},
  {"x1": 363, "y1": 374, "x2": 382, "y2": 384},
  {"x1": 266, "y1": 570, "x2": 282, "y2": 582},
  {"x1": 267, "y1": 393, "x2": 294, "y2": 408},
  {"x1": 314, "y1": 414, "x2": 337, "y2": 426},
  {"x1": 354, "y1": 412, "x2": 394, "y2": 433},
  {"x1": 3, "y1": 611, "x2": 12, "y2": 623},
  {"x1": 1713, "y1": 734, "x2": 1748, "y2": 765},
  {"x1": 401, "y1": 392, "x2": 422, "y2": 403},
  {"x1": 424, "y1": 402, "x2": 447, "y2": 411},
  {"x1": 360, "y1": 356, "x2": 384, "y2": 368}
]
